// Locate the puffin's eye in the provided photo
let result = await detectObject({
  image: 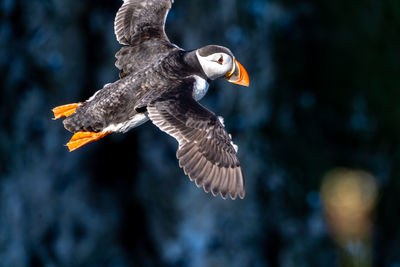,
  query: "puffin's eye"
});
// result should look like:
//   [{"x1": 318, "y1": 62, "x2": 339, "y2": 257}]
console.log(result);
[{"x1": 217, "y1": 56, "x2": 224, "y2": 64}]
